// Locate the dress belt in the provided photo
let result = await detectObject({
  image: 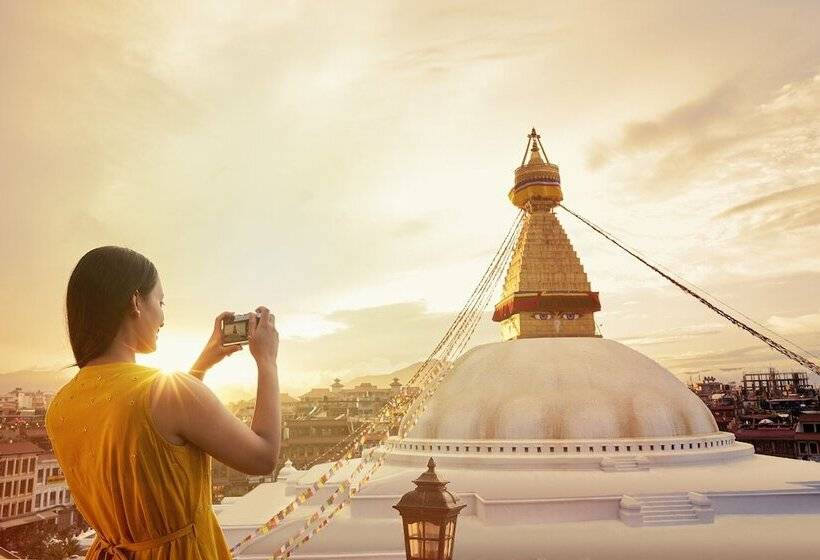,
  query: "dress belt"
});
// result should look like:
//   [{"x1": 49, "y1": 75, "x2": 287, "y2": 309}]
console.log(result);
[{"x1": 94, "y1": 522, "x2": 196, "y2": 559}]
